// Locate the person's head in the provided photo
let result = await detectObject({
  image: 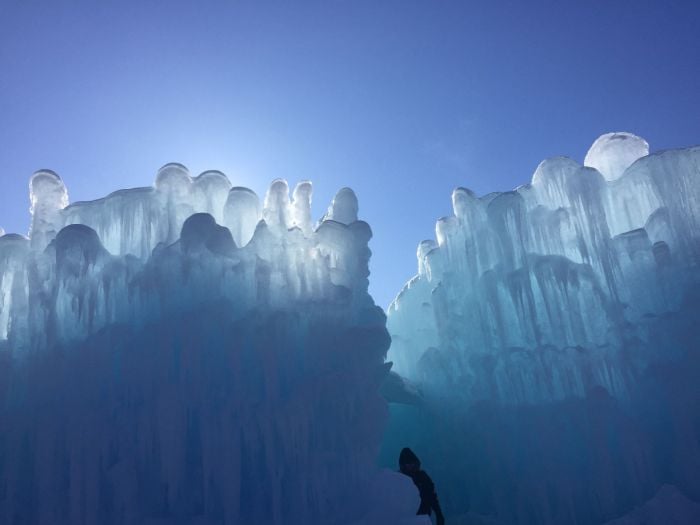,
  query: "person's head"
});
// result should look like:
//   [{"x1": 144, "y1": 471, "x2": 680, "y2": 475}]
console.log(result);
[{"x1": 399, "y1": 447, "x2": 421, "y2": 474}]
